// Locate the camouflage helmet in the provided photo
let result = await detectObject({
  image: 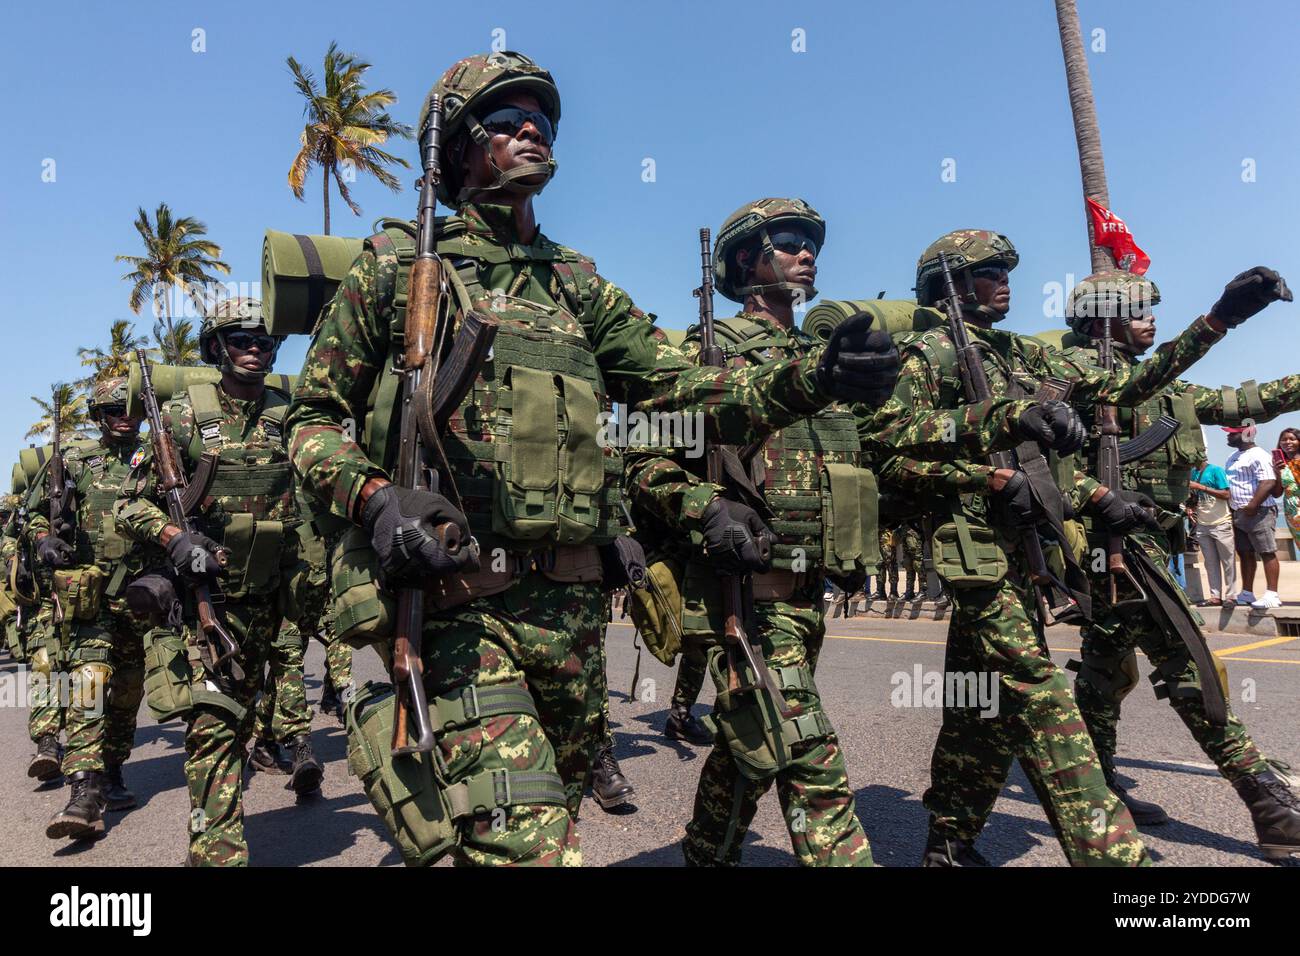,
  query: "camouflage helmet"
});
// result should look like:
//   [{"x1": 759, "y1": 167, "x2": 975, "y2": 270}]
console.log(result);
[
  {"x1": 200, "y1": 297, "x2": 277, "y2": 377},
  {"x1": 1066, "y1": 269, "x2": 1161, "y2": 333},
  {"x1": 914, "y1": 229, "x2": 1019, "y2": 307},
  {"x1": 88, "y1": 376, "x2": 129, "y2": 413},
  {"x1": 713, "y1": 198, "x2": 826, "y2": 303},
  {"x1": 423, "y1": 51, "x2": 562, "y2": 206}
]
